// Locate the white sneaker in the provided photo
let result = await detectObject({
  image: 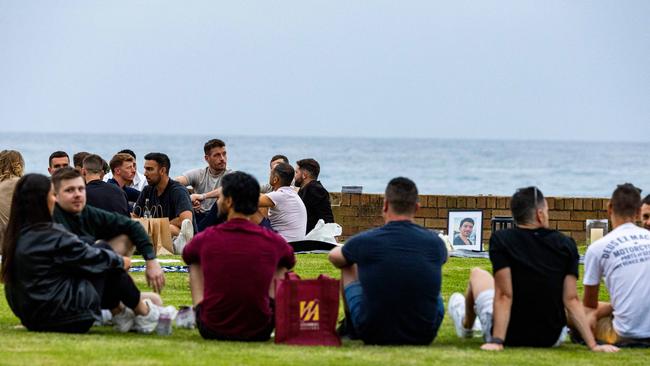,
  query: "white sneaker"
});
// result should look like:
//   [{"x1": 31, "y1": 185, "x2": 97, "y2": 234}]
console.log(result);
[
  {"x1": 112, "y1": 307, "x2": 135, "y2": 333},
  {"x1": 175, "y1": 306, "x2": 195, "y2": 329},
  {"x1": 173, "y1": 219, "x2": 194, "y2": 254},
  {"x1": 101, "y1": 309, "x2": 113, "y2": 326},
  {"x1": 134, "y1": 299, "x2": 160, "y2": 334},
  {"x1": 472, "y1": 315, "x2": 483, "y2": 337},
  {"x1": 448, "y1": 292, "x2": 472, "y2": 338},
  {"x1": 93, "y1": 309, "x2": 113, "y2": 327}
]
